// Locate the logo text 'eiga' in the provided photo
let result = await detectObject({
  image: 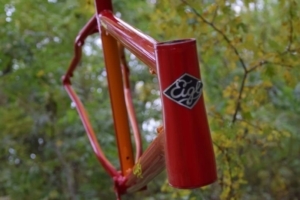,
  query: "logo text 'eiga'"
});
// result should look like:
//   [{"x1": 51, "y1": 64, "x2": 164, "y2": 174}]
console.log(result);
[{"x1": 163, "y1": 73, "x2": 203, "y2": 109}]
